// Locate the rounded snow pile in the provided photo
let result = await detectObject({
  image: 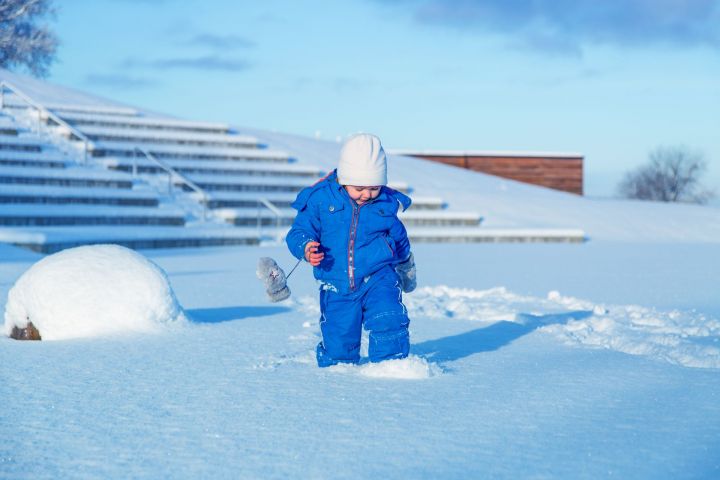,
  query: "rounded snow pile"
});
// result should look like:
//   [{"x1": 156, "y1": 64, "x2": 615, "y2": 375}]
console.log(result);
[{"x1": 4, "y1": 244, "x2": 186, "y2": 341}]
